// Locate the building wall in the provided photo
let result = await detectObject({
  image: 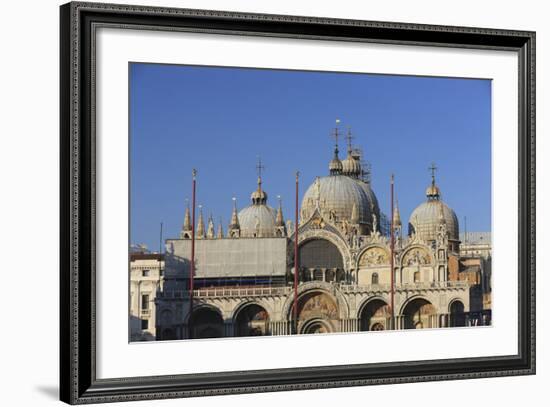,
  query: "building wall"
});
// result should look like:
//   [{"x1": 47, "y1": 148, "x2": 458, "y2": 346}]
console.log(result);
[{"x1": 130, "y1": 255, "x2": 164, "y2": 341}]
